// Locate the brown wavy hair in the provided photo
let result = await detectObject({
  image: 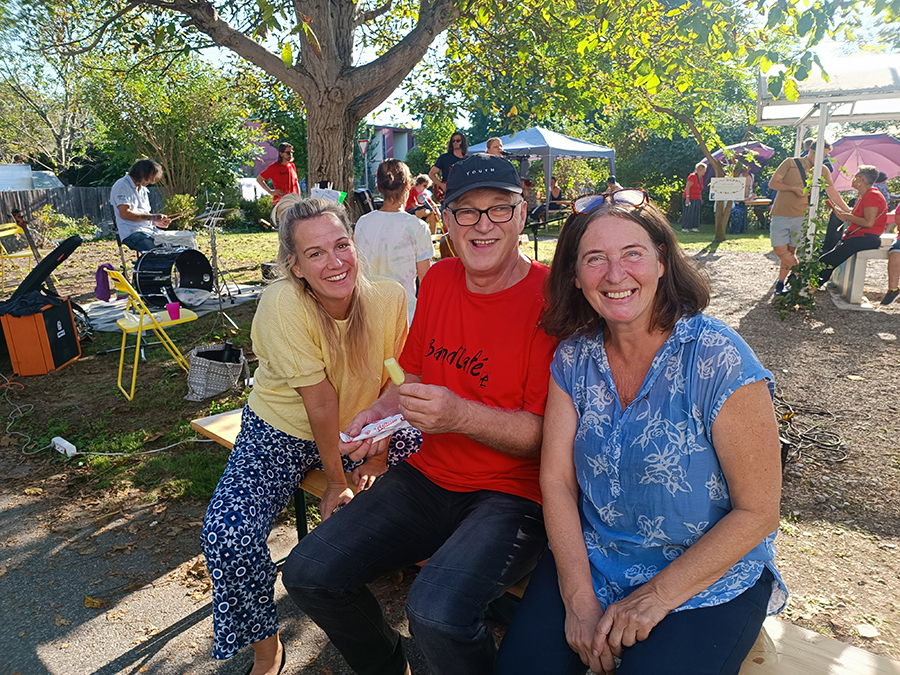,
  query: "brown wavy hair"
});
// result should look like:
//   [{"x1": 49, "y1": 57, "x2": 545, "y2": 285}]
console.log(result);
[
  {"x1": 540, "y1": 200, "x2": 710, "y2": 340},
  {"x1": 271, "y1": 195, "x2": 372, "y2": 374}
]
